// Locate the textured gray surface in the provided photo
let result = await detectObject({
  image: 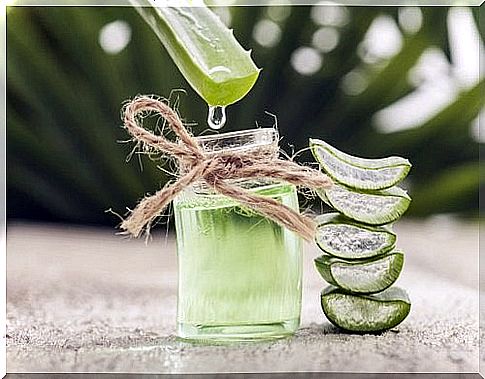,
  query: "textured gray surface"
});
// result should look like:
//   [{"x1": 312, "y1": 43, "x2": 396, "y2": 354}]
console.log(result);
[{"x1": 6, "y1": 219, "x2": 480, "y2": 373}]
